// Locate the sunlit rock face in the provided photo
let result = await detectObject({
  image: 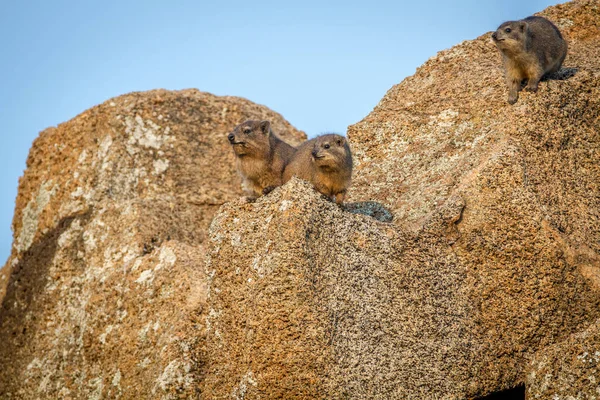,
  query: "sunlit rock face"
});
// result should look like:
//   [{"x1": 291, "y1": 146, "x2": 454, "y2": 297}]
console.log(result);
[{"x1": 0, "y1": 89, "x2": 305, "y2": 399}]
